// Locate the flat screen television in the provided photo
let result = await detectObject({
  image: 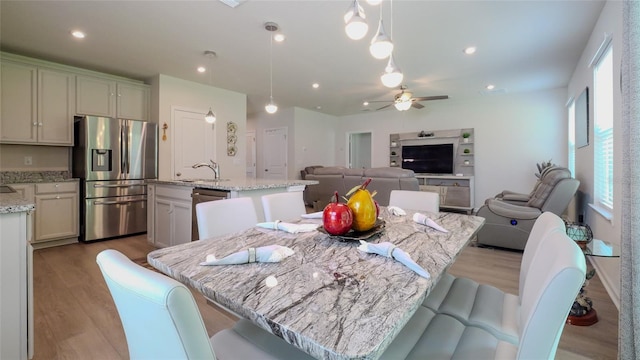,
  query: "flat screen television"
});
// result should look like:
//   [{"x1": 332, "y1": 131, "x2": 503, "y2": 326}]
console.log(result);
[{"x1": 401, "y1": 143, "x2": 454, "y2": 174}]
